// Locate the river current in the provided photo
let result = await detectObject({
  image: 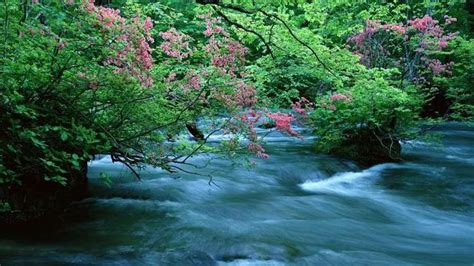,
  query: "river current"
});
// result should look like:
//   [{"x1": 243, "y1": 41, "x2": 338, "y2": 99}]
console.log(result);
[{"x1": 1, "y1": 123, "x2": 473, "y2": 265}]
